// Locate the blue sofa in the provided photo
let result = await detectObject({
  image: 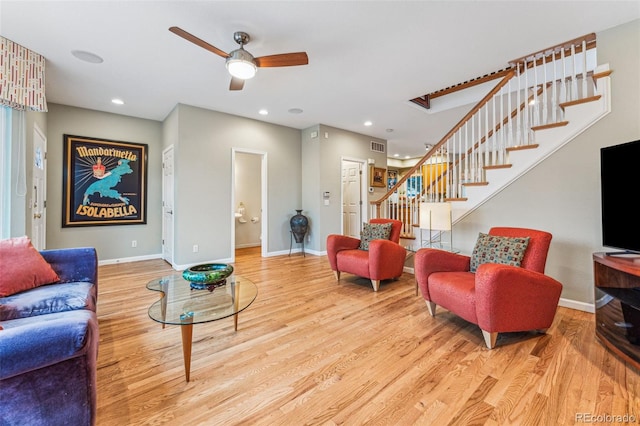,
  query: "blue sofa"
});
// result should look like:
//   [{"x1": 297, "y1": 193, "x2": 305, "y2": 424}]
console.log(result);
[{"x1": 0, "y1": 247, "x2": 98, "y2": 426}]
